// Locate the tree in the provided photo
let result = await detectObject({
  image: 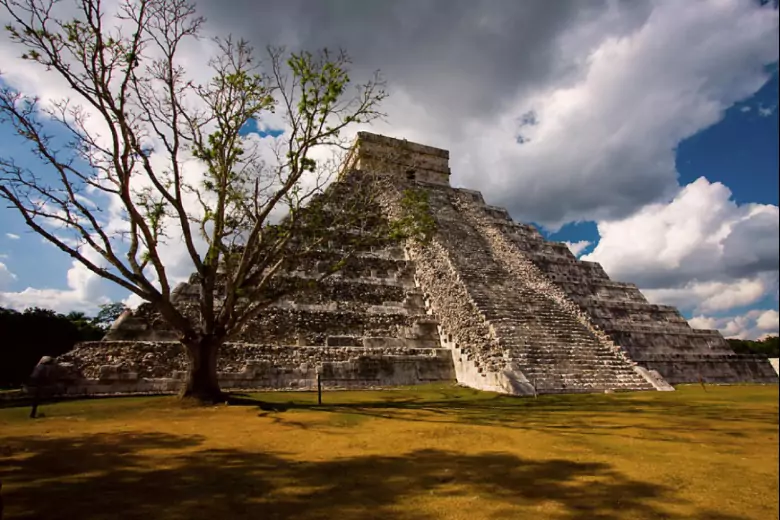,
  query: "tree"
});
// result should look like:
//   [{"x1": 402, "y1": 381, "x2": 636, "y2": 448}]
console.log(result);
[
  {"x1": 0, "y1": 306, "x2": 101, "y2": 387},
  {"x1": 92, "y1": 302, "x2": 129, "y2": 329},
  {"x1": 0, "y1": 0, "x2": 406, "y2": 402},
  {"x1": 727, "y1": 336, "x2": 779, "y2": 358},
  {"x1": 65, "y1": 310, "x2": 105, "y2": 340}
]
